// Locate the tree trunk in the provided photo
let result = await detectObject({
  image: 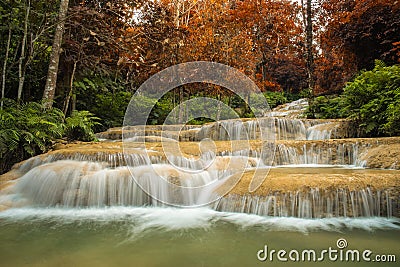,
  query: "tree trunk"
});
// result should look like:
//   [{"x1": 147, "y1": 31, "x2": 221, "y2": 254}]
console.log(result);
[
  {"x1": 43, "y1": 0, "x2": 69, "y2": 108},
  {"x1": 71, "y1": 94, "x2": 76, "y2": 113},
  {"x1": 1, "y1": 27, "x2": 12, "y2": 109},
  {"x1": 173, "y1": 0, "x2": 182, "y2": 28},
  {"x1": 216, "y1": 93, "x2": 222, "y2": 121},
  {"x1": 304, "y1": 0, "x2": 314, "y2": 93},
  {"x1": 262, "y1": 53, "x2": 267, "y2": 91},
  {"x1": 17, "y1": 0, "x2": 30, "y2": 101},
  {"x1": 63, "y1": 60, "x2": 77, "y2": 115}
]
